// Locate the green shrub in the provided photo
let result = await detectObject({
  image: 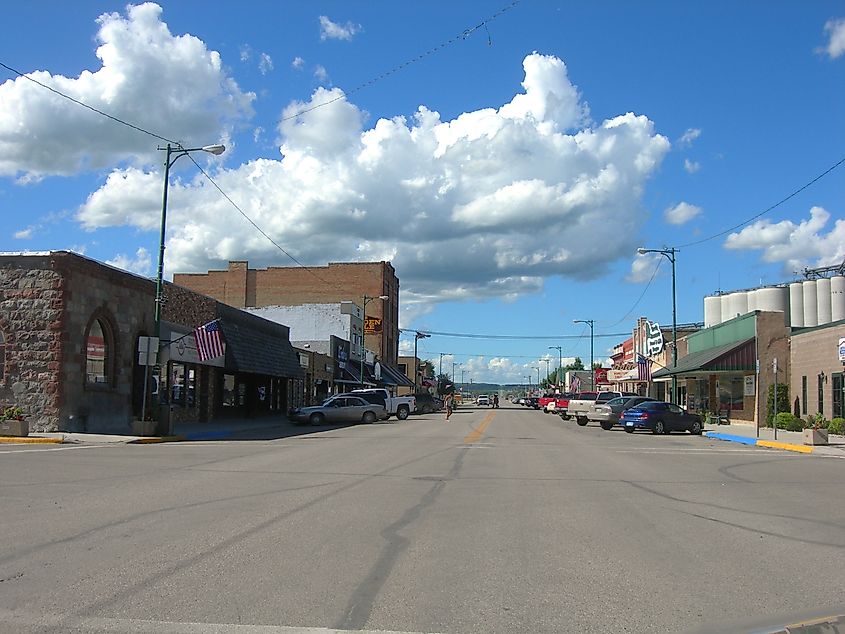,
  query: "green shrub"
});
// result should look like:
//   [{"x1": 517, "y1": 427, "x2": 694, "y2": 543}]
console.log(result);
[
  {"x1": 828, "y1": 418, "x2": 845, "y2": 436},
  {"x1": 786, "y1": 418, "x2": 804, "y2": 432},
  {"x1": 765, "y1": 383, "x2": 789, "y2": 426},
  {"x1": 775, "y1": 412, "x2": 795, "y2": 430}
]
